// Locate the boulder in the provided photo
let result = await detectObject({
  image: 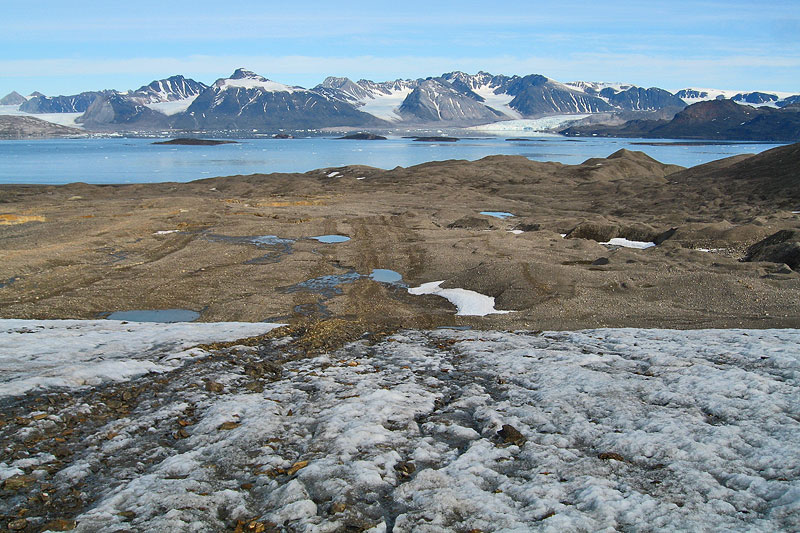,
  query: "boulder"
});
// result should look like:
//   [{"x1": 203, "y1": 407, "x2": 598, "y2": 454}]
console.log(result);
[{"x1": 743, "y1": 230, "x2": 800, "y2": 270}]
